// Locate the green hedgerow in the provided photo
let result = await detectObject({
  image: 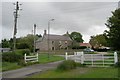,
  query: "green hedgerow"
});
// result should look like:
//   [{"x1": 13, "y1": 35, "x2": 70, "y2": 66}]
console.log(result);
[{"x1": 2, "y1": 52, "x2": 23, "y2": 62}]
